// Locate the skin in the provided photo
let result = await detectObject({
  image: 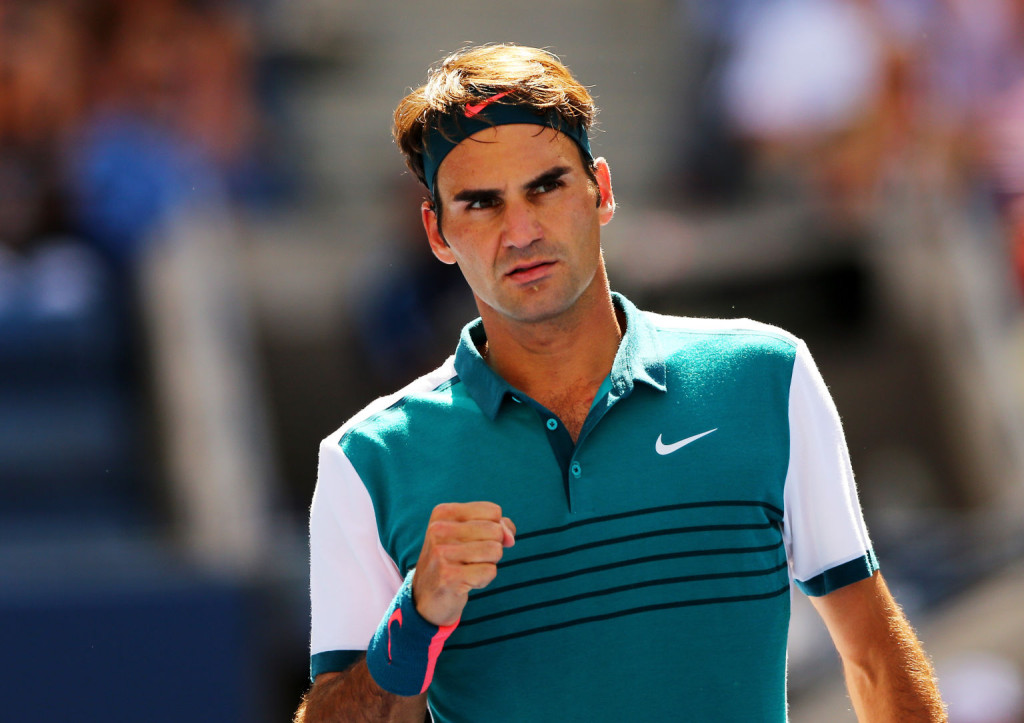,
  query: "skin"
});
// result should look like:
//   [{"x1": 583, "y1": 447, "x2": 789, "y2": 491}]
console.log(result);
[
  {"x1": 421, "y1": 123, "x2": 621, "y2": 434},
  {"x1": 296, "y1": 123, "x2": 945, "y2": 722},
  {"x1": 293, "y1": 661, "x2": 426, "y2": 723},
  {"x1": 812, "y1": 572, "x2": 946, "y2": 721}
]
